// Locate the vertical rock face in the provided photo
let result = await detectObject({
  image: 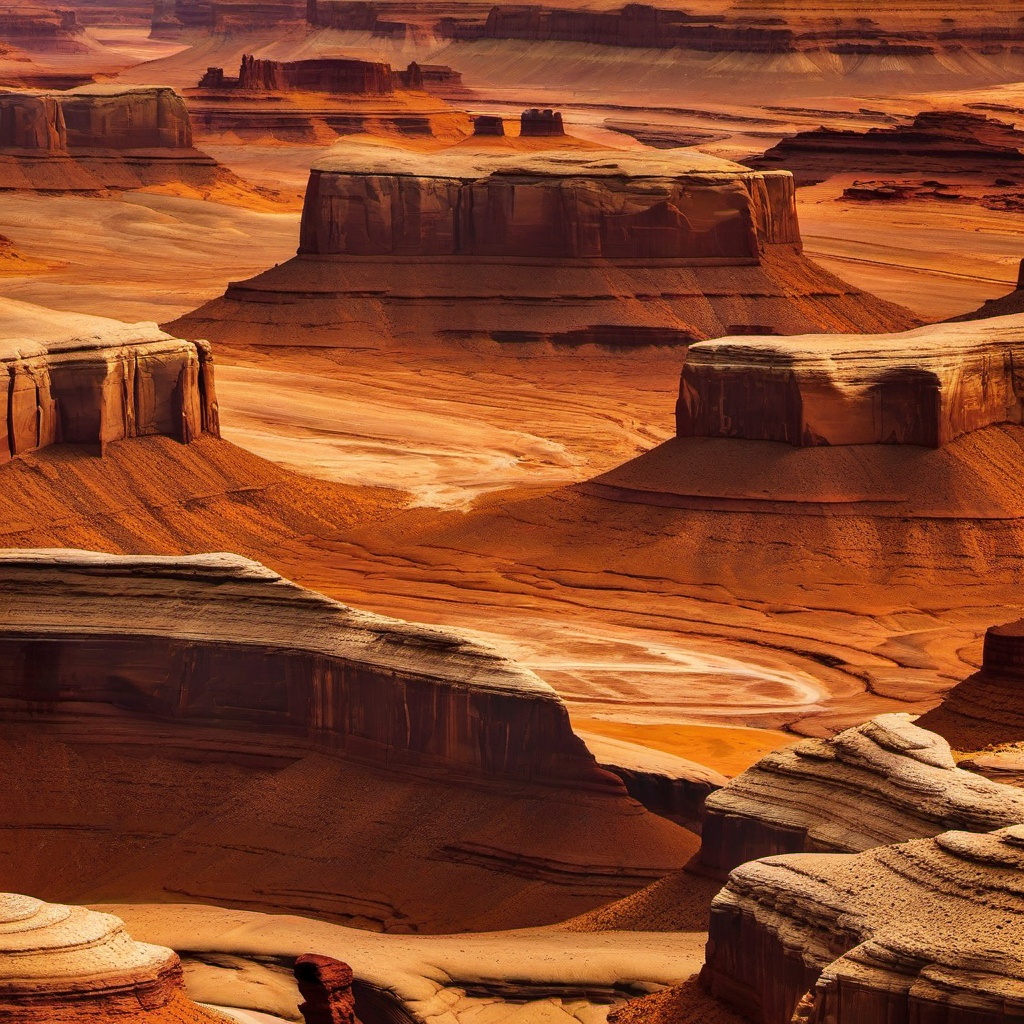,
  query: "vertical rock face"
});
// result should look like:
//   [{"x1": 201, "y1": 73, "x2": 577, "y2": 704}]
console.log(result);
[
  {"x1": 699, "y1": 714, "x2": 1024, "y2": 876},
  {"x1": 702, "y1": 826, "x2": 1024, "y2": 1024},
  {"x1": 675, "y1": 317, "x2": 1024, "y2": 447},
  {"x1": 0, "y1": 303, "x2": 218, "y2": 461},
  {"x1": 0, "y1": 892, "x2": 225, "y2": 1021},
  {"x1": 295, "y1": 955, "x2": 361, "y2": 1024},
  {"x1": 236, "y1": 53, "x2": 395, "y2": 95},
  {"x1": 59, "y1": 86, "x2": 193, "y2": 149},
  {"x1": 918, "y1": 619, "x2": 1024, "y2": 749},
  {"x1": 472, "y1": 113, "x2": 504, "y2": 136},
  {"x1": 520, "y1": 108, "x2": 564, "y2": 136},
  {"x1": 0, "y1": 93, "x2": 65, "y2": 151}
]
